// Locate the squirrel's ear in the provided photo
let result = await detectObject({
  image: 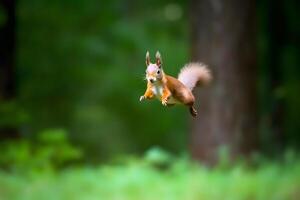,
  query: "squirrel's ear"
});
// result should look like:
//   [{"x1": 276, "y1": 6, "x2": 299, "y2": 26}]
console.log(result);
[
  {"x1": 145, "y1": 51, "x2": 150, "y2": 66},
  {"x1": 155, "y1": 51, "x2": 162, "y2": 67}
]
